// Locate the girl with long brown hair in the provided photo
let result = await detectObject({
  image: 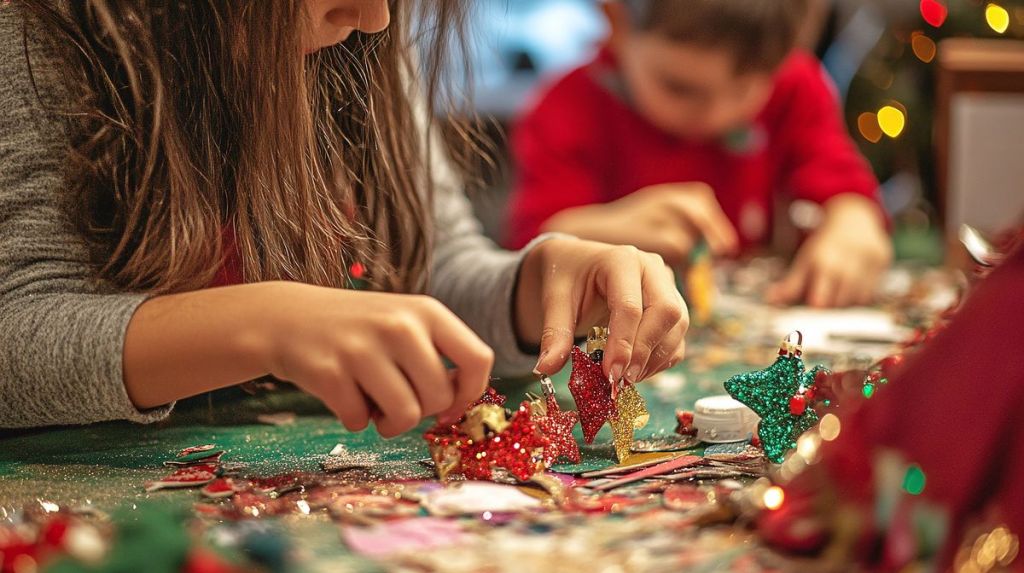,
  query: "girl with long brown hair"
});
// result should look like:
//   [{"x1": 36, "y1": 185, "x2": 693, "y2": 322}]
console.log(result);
[{"x1": 0, "y1": 0, "x2": 688, "y2": 434}]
